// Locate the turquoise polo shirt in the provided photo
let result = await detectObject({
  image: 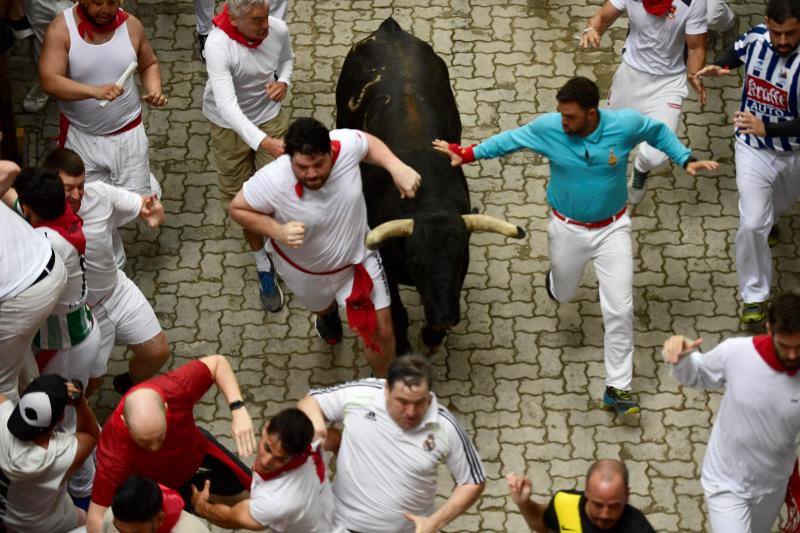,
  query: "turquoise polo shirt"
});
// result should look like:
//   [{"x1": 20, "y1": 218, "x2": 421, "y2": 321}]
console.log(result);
[{"x1": 473, "y1": 109, "x2": 692, "y2": 222}]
